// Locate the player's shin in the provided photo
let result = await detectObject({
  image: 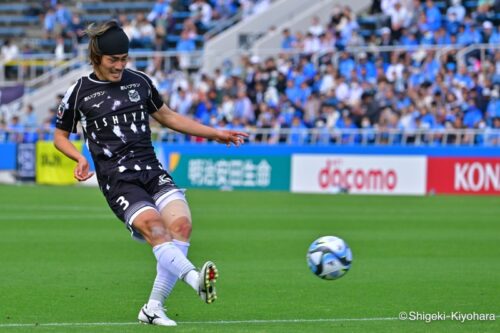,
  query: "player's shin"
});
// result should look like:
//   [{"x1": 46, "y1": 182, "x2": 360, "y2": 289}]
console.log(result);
[
  {"x1": 148, "y1": 239, "x2": 190, "y2": 306},
  {"x1": 153, "y1": 242, "x2": 198, "y2": 290}
]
